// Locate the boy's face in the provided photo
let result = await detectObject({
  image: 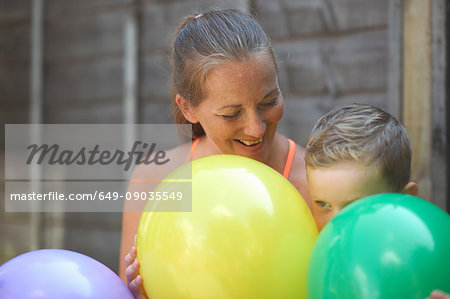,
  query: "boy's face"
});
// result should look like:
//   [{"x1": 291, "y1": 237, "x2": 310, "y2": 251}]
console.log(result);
[{"x1": 306, "y1": 161, "x2": 393, "y2": 231}]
